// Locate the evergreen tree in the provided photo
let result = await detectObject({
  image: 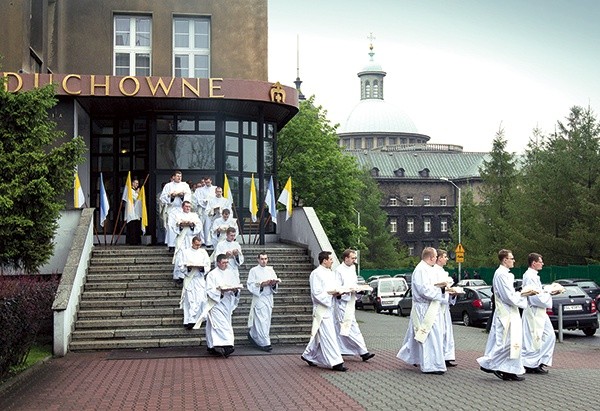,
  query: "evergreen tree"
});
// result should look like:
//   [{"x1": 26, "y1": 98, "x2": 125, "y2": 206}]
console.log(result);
[{"x1": 0, "y1": 83, "x2": 86, "y2": 272}]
